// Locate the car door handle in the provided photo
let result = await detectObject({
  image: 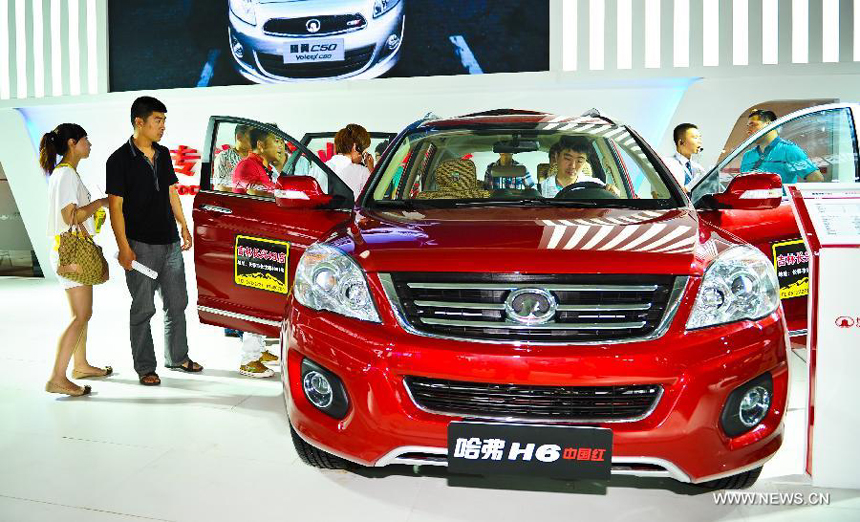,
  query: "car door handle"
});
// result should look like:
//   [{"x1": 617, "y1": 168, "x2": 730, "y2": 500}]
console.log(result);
[{"x1": 201, "y1": 205, "x2": 232, "y2": 215}]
